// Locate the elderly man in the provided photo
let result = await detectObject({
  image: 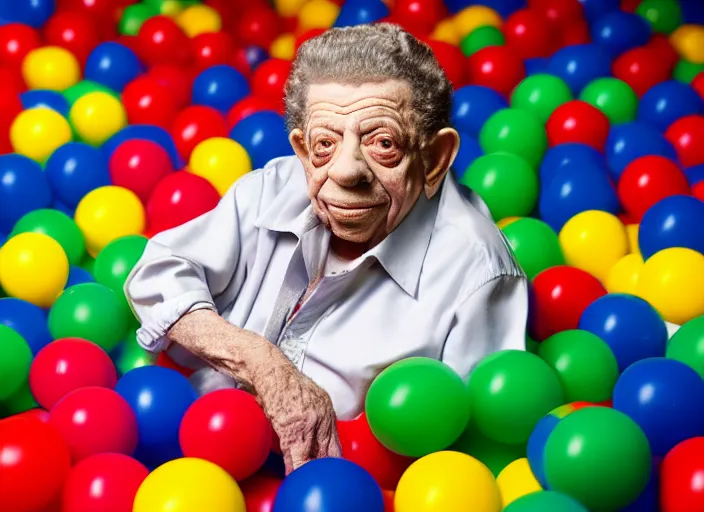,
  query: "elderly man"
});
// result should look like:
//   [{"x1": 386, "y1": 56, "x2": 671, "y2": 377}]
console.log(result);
[{"x1": 125, "y1": 23, "x2": 528, "y2": 474}]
